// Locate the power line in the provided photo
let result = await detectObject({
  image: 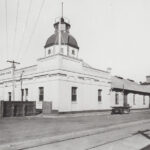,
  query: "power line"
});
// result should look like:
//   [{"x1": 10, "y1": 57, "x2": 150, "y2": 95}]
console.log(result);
[
  {"x1": 5, "y1": 0, "x2": 8, "y2": 58},
  {"x1": 61, "y1": 2, "x2": 63, "y2": 18},
  {"x1": 12, "y1": 0, "x2": 20, "y2": 59},
  {"x1": 20, "y1": 0, "x2": 46, "y2": 60},
  {"x1": 16, "y1": 0, "x2": 33, "y2": 60}
]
